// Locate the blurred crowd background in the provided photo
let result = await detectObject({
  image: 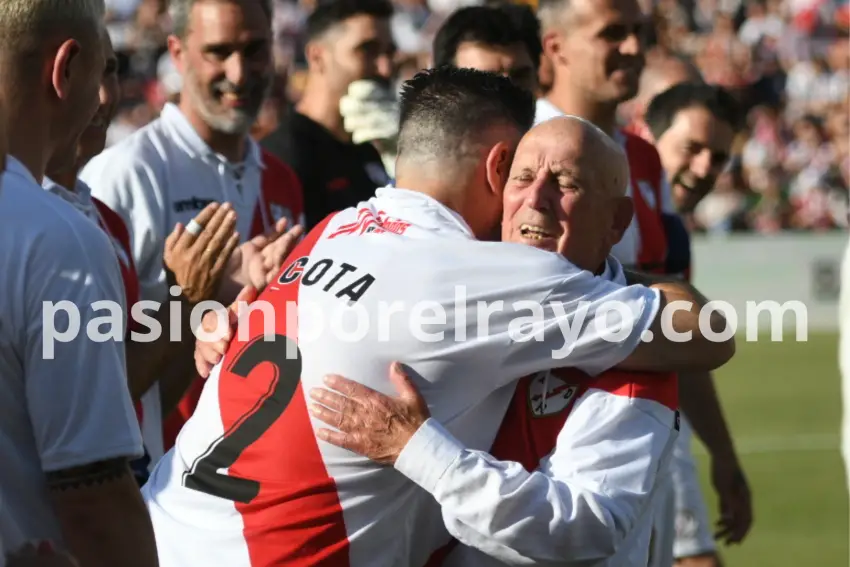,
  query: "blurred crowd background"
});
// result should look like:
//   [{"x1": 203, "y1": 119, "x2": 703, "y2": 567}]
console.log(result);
[{"x1": 104, "y1": 0, "x2": 849, "y2": 234}]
